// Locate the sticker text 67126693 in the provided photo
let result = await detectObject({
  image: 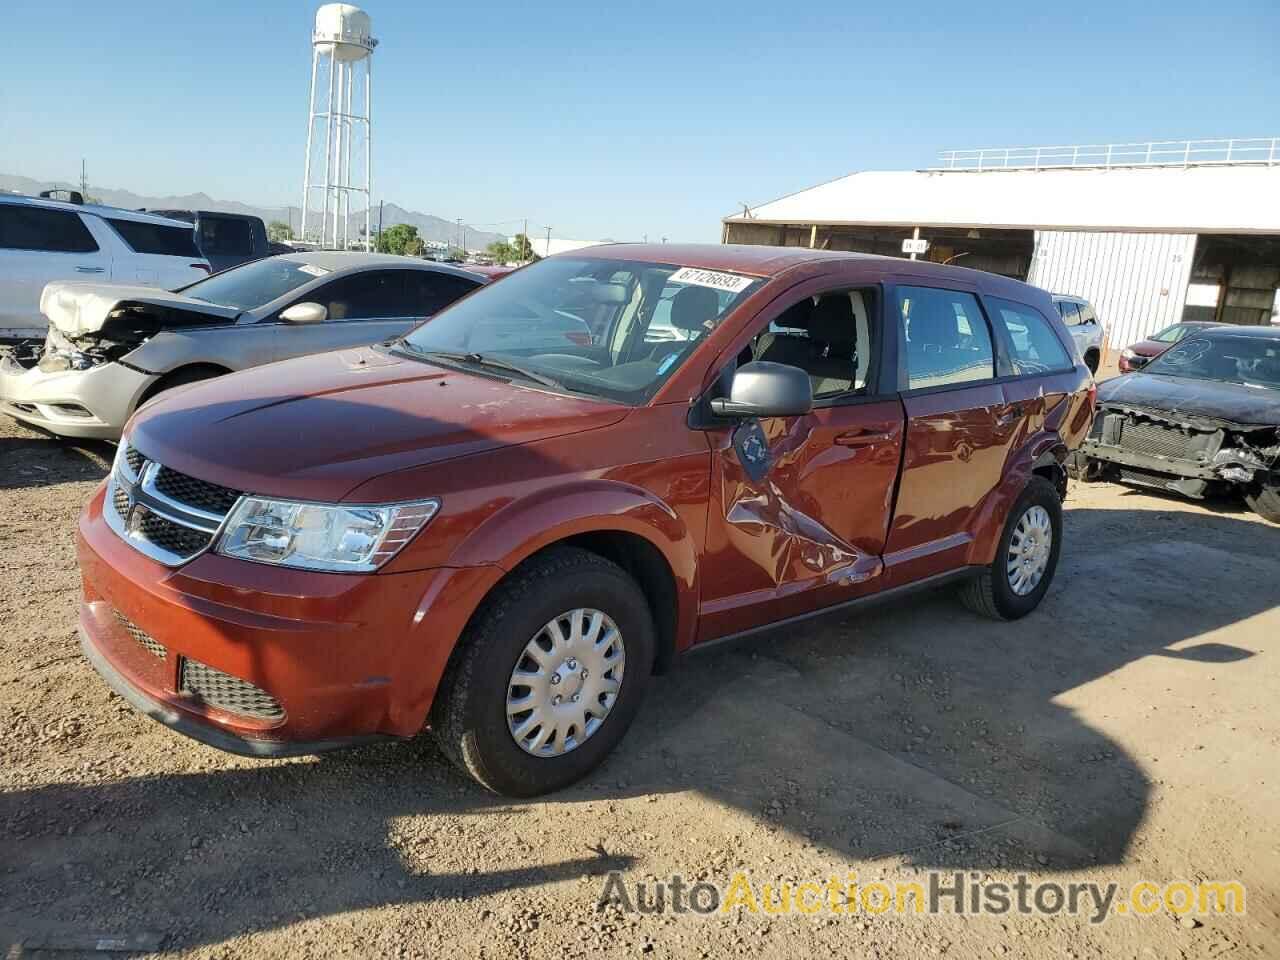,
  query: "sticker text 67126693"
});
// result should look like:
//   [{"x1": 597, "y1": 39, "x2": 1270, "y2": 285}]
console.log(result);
[{"x1": 668, "y1": 267, "x2": 754, "y2": 295}]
